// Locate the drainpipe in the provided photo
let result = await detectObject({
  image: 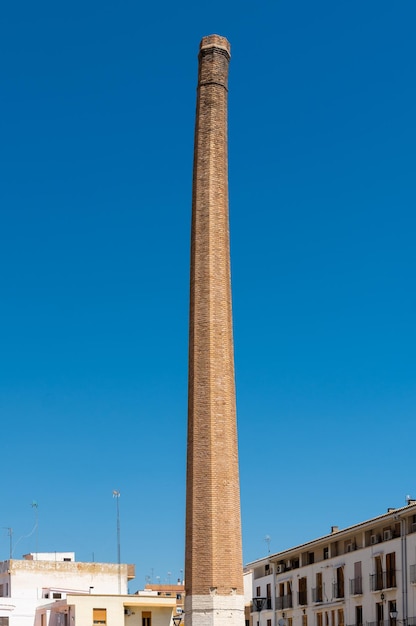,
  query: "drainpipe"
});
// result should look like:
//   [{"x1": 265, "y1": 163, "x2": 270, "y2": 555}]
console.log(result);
[
  {"x1": 396, "y1": 516, "x2": 408, "y2": 626},
  {"x1": 401, "y1": 518, "x2": 408, "y2": 626}
]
